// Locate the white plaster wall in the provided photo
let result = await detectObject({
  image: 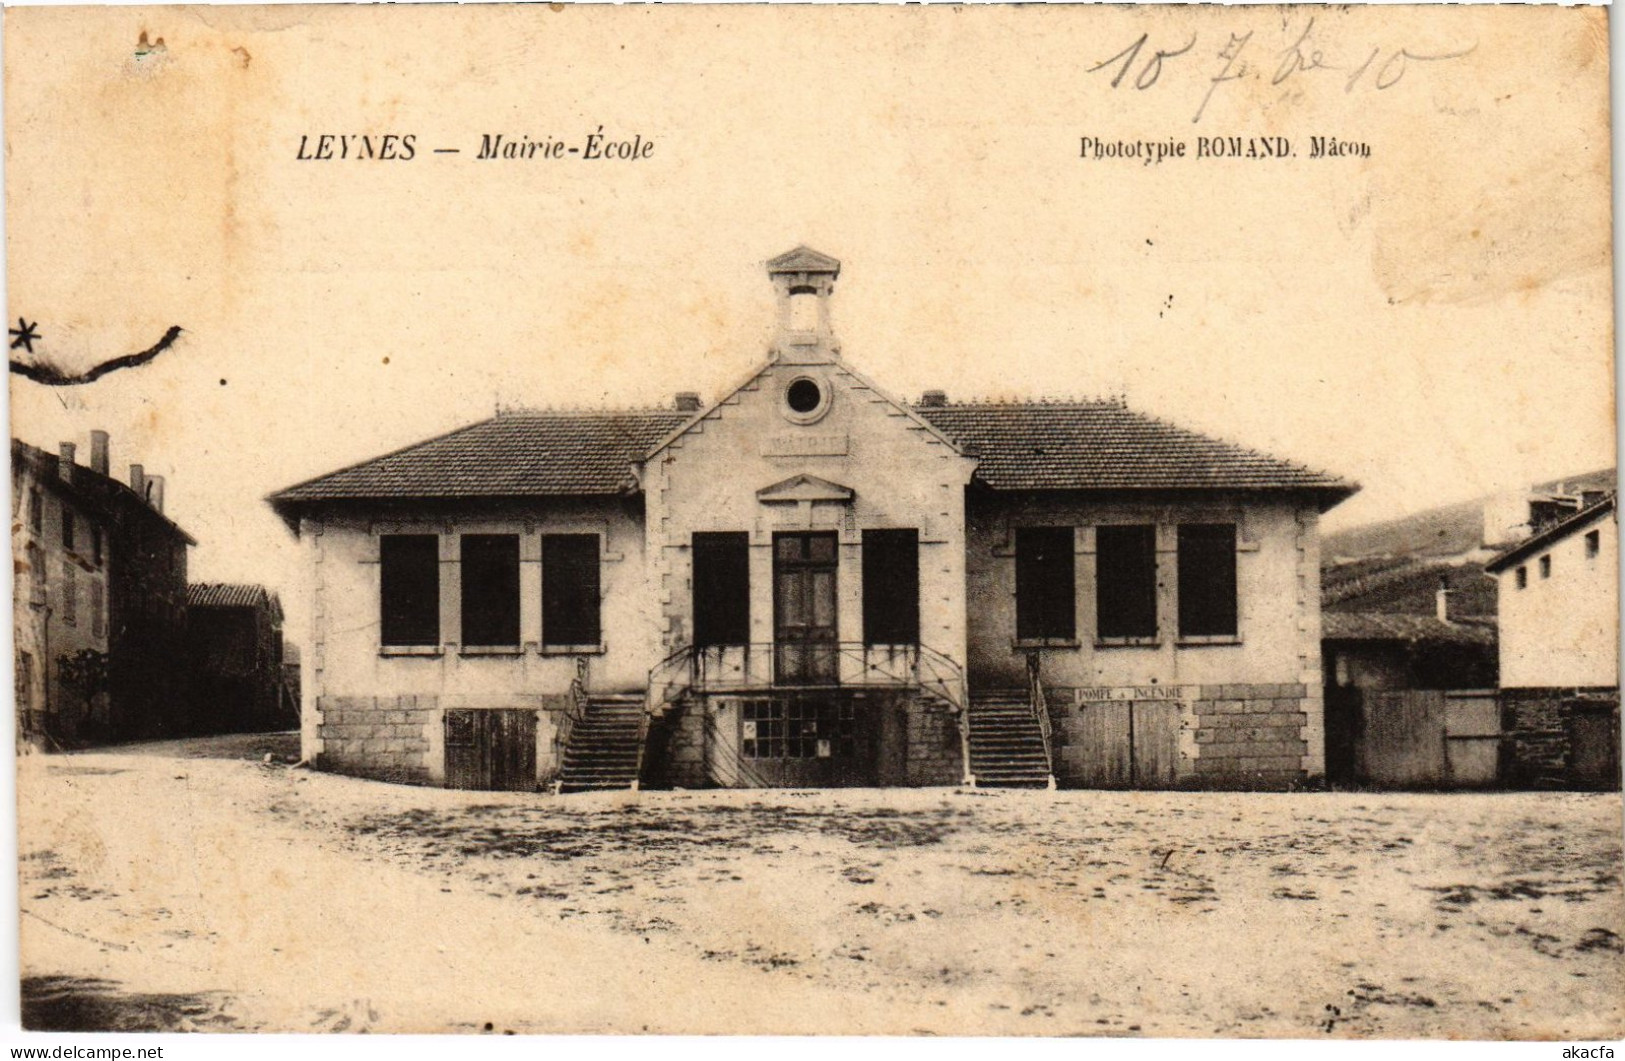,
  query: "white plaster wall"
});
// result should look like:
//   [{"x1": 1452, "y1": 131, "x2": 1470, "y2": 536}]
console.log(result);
[
  {"x1": 964, "y1": 496, "x2": 1320, "y2": 692},
  {"x1": 1498, "y1": 511, "x2": 1619, "y2": 689},
  {"x1": 301, "y1": 498, "x2": 657, "y2": 763},
  {"x1": 642, "y1": 356, "x2": 979, "y2": 677}
]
